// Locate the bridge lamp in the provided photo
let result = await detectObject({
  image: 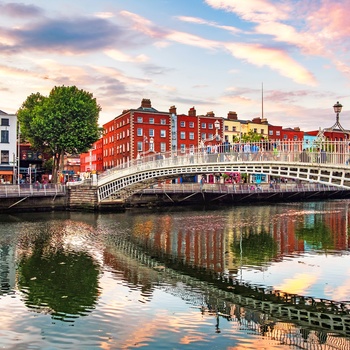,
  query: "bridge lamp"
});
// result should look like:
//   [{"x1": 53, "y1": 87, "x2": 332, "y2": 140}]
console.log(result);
[
  {"x1": 214, "y1": 120, "x2": 220, "y2": 141},
  {"x1": 333, "y1": 101, "x2": 343, "y2": 123},
  {"x1": 149, "y1": 137, "x2": 154, "y2": 152}
]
